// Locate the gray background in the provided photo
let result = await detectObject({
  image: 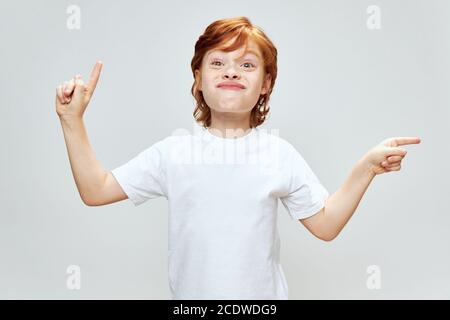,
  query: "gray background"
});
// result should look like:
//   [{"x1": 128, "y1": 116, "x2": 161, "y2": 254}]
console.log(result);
[{"x1": 0, "y1": 0, "x2": 448, "y2": 299}]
